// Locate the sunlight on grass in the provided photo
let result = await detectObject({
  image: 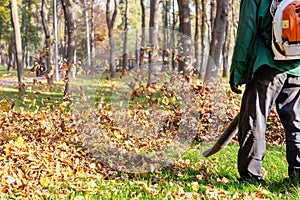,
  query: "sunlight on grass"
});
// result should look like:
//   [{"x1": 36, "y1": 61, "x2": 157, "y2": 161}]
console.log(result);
[
  {"x1": 0, "y1": 84, "x2": 64, "y2": 112},
  {"x1": 42, "y1": 143, "x2": 300, "y2": 199},
  {"x1": 0, "y1": 66, "x2": 34, "y2": 79}
]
